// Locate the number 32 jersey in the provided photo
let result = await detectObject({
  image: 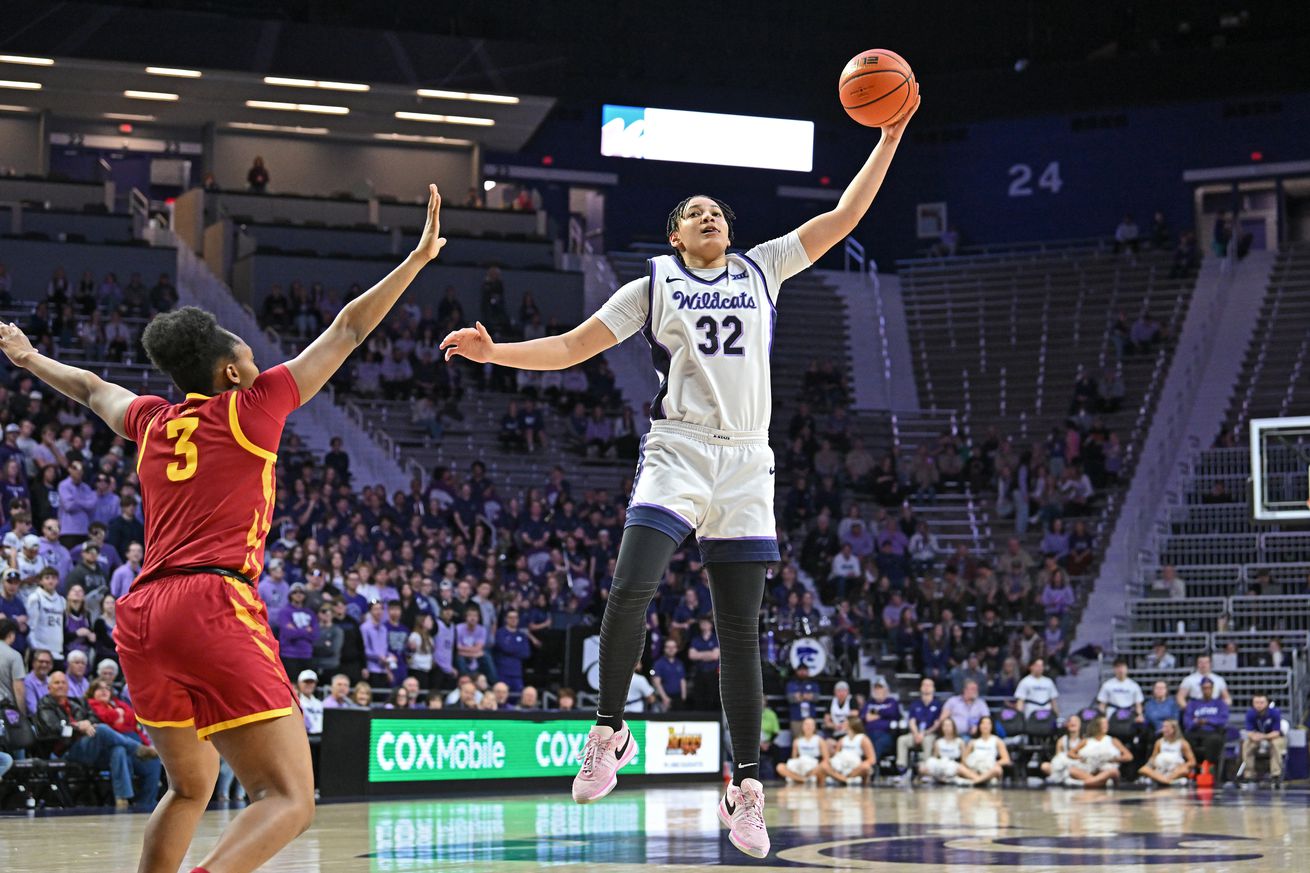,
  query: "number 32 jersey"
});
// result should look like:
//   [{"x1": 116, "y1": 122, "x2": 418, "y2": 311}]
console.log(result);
[
  {"x1": 596, "y1": 231, "x2": 811, "y2": 432},
  {"x1": 122, "y1": 365, "x2": 301, "y2": 588}
]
